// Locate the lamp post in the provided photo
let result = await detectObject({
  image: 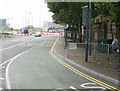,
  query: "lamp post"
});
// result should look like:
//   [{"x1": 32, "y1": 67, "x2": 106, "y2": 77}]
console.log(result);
[
  {"x1": 25, "y1": 11, "x2": 31, "y2": 29},
  {"x1": 28, "y1": 12, "x2": 31, "y2": 29},
  {"x1": 25, "y1": 11, "x2": 27, "y2": 29}
]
